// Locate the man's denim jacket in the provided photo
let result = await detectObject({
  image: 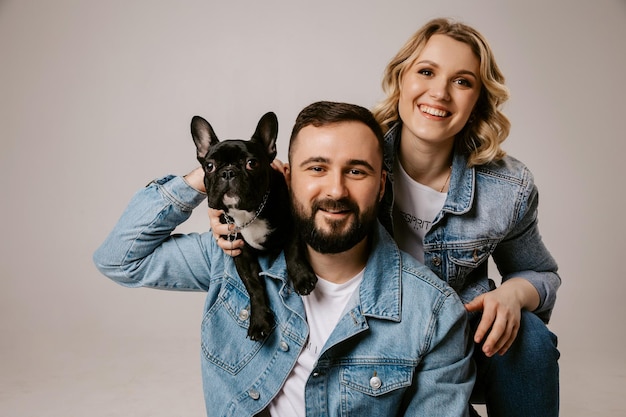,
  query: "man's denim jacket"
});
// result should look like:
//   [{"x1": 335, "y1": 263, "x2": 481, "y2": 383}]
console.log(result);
[
  {"x1": 93, "y1": 174, "x2": 475, "y2": 417},
  {"x1": 379, "y1": 122, "x2": 561, "y2": 322}
]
